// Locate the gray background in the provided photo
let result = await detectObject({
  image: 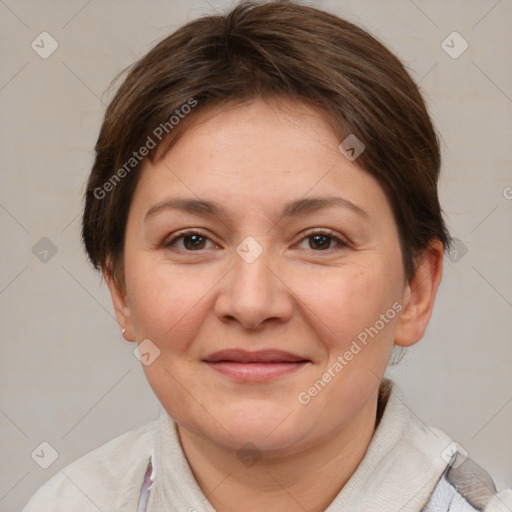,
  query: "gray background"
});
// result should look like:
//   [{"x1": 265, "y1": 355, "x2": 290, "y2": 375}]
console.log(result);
[{"x1": 1, "y1": 0, "x2": 511, "y2": 510}]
